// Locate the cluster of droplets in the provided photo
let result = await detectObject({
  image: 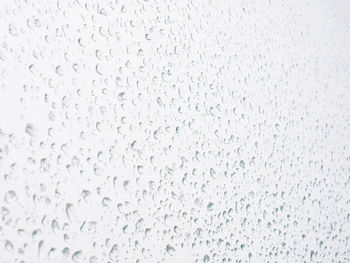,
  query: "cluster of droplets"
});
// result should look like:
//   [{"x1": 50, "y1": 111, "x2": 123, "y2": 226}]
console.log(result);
[{"x1": 1, "y1": 0, "x2": 350, "y2": 262}]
